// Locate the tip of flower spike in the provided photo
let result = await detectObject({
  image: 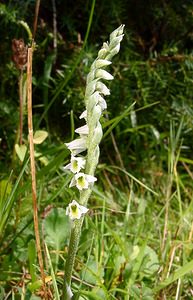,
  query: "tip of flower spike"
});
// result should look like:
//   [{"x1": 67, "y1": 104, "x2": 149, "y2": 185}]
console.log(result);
[{"x1": 110, "y1": 24, "x2": 125, "y2": 42}]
